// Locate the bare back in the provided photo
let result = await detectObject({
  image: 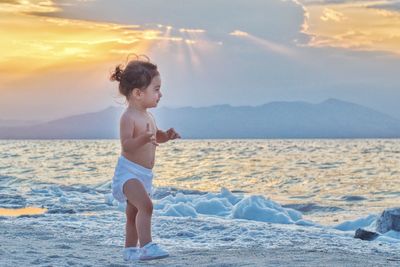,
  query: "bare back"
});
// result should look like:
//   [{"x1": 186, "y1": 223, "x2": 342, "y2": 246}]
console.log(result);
[{"x1": 120, "y1": 108, "x2": 157, "y2": 169}]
